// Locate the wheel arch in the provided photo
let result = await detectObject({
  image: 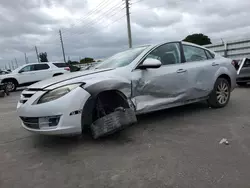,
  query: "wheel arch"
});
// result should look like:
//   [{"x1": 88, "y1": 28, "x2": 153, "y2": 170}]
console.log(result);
[
  {"x1": 2, "y1": 77, "x2": 19, "y2": 85},
  {"x1": 81, "y1": 89, "x2": 134, "y2": 133},
  {"x1": 214, "y1": 66, "x2": 234, "y2": 89},
  {"x1": 217, "y1": 74, "x2": 231, "y2": 88}
]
